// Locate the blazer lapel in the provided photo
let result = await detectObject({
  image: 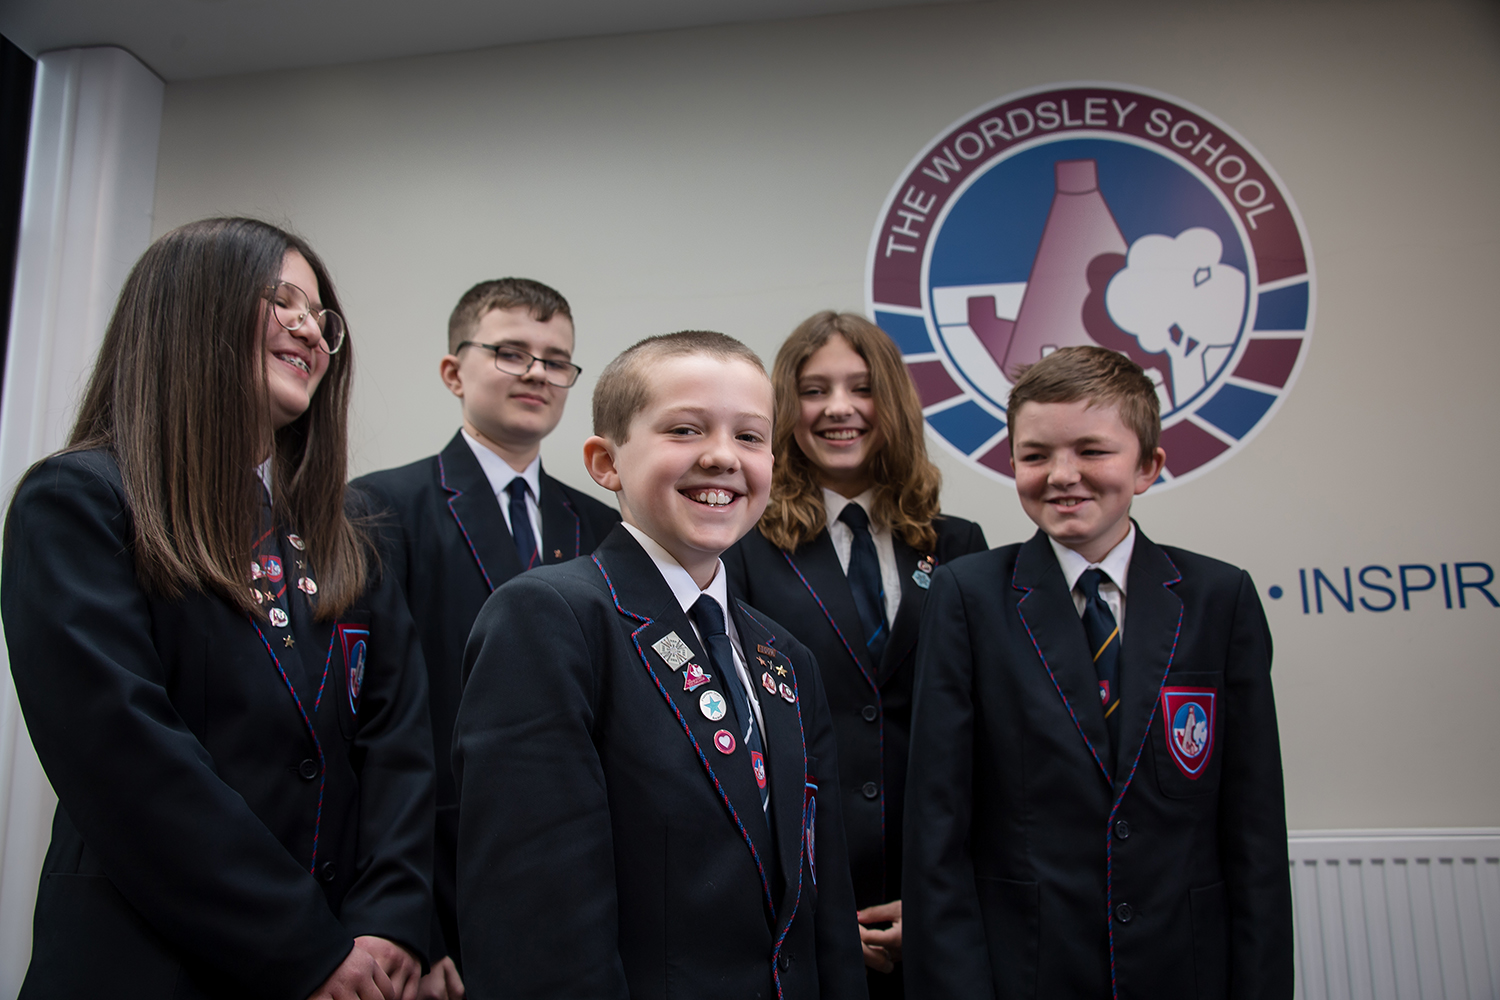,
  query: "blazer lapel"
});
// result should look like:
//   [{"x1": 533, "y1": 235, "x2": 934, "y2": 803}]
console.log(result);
[
  {"x1": 1013, "y1": 531, "x2": 1114, "y2": 782},
  {"x1": 591, "y1": 531, "x2": 778, "y2": 912},
  {"x1": 438, "y1": 432, "x2": 523, "y2": 589},
  {"x1": 785, "y1": 534, "x2": 880, "y2": 695},
  {"x1": 1112, "y1": 529, "x2": 1184, "y2": 789},
  {"x1": 877, "y1": 538, "x2": 924, "y2": 685},
  {"x1": 732, "y1": 601, "x2": 809, "y2": 933},
  {"x1": 538, "y1": 470, "x2": 583, "y2": 564}
]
